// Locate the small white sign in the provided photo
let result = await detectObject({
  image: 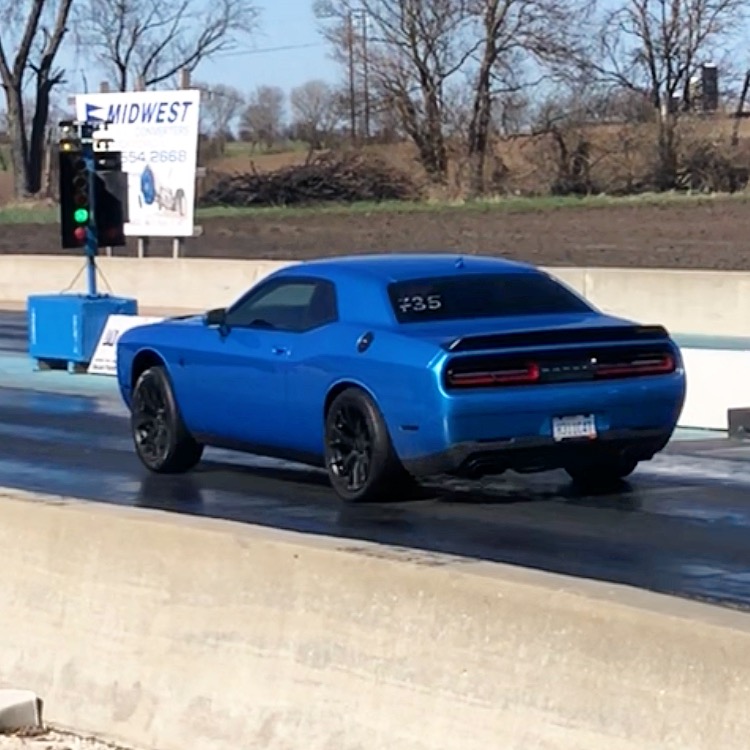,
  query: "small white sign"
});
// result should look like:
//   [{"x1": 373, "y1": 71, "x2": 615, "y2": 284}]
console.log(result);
[
  {"x1": 678, "y1": 348, "x2": 750, "y2": 430},
  {"x1": 74, "y1": 88, "x2": 201, "y2": 237},
  {"x1": 88, "y1": 314, "x2": 164, "y2": 376}
]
